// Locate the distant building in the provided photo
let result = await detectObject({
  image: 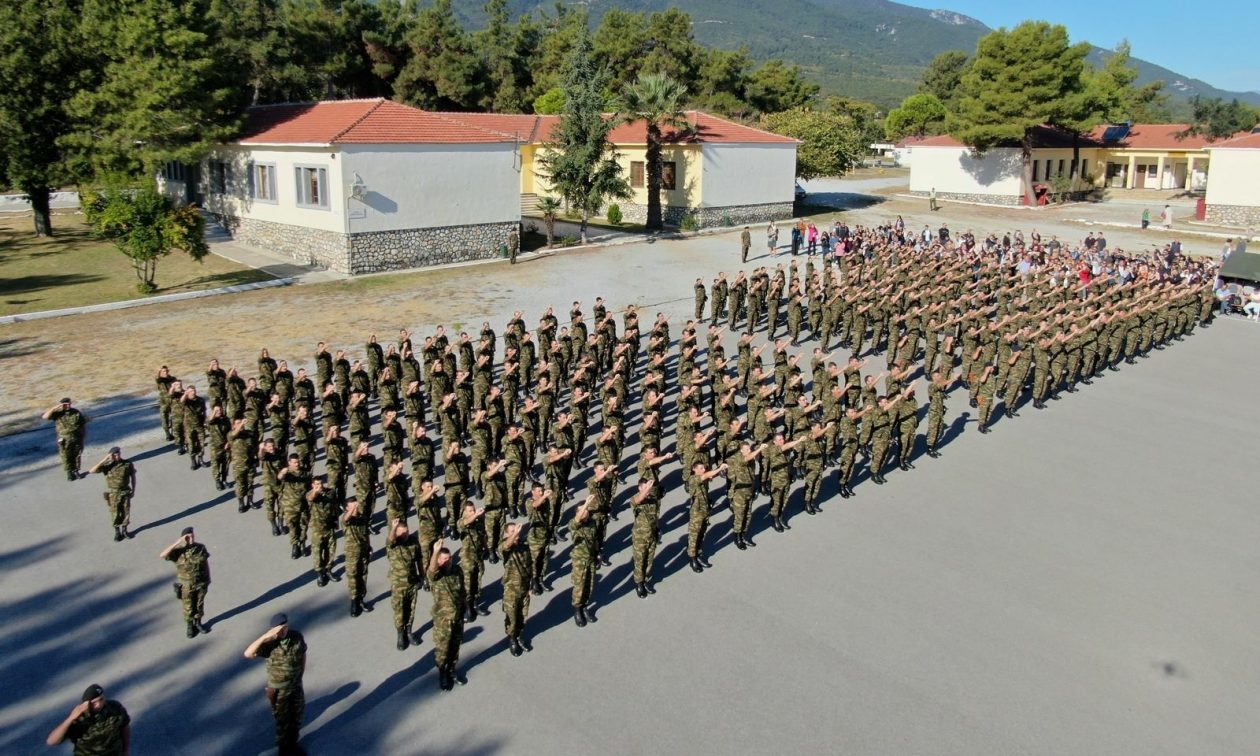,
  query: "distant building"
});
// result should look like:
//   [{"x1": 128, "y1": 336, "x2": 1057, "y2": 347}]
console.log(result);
[
  {"x1": 158, "y1": 100, "x2": 798, "y2": 274},
  {"x1": 1086, "y1": 123, "x2": 1213, "y2": 191},
  {"x1": 1205, "y1": 131, "x2": 1260, "y2": 227}
]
